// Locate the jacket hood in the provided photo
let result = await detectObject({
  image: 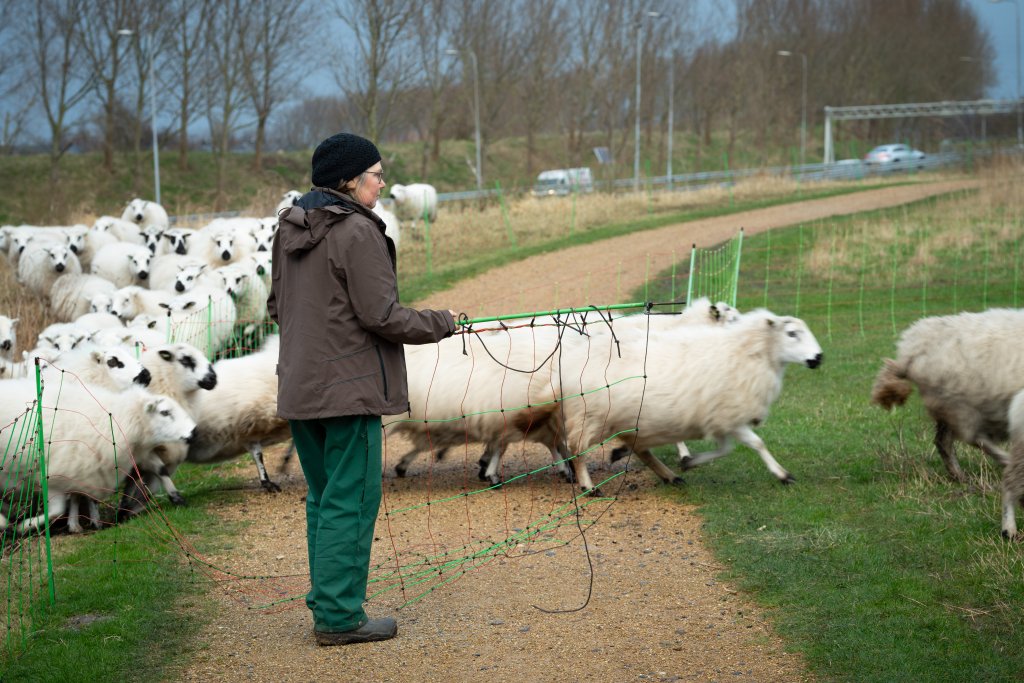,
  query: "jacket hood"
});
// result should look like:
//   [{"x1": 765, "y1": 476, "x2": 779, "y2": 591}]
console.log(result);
[
  {"x1": 277, "y1": 204, "x2": 337, "y2": 255},
  {"x1": 277, "y1": 187, "x2": 386, "y2": 255}
]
